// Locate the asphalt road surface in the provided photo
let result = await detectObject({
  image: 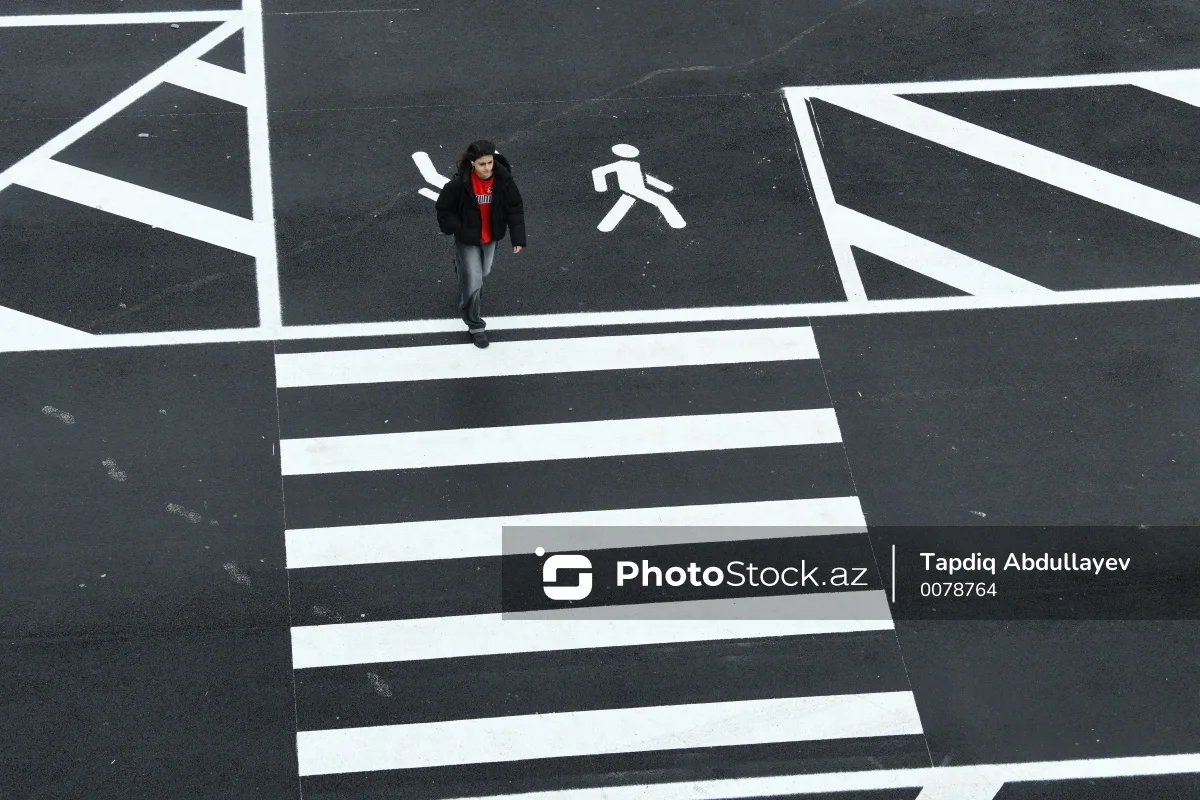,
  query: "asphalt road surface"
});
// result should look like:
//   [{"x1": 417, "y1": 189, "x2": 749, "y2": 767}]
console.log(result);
[{"x1": 3, "y1": 2, "x2": 1200, "y2": 799}]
